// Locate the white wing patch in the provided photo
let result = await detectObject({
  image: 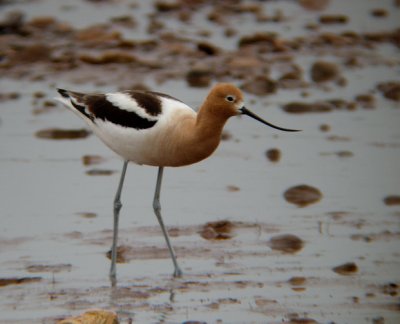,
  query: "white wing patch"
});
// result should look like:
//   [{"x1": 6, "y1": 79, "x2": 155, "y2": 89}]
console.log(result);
[{"x1": 105, "y1": 93, "x2": 158, "y2": 121}]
